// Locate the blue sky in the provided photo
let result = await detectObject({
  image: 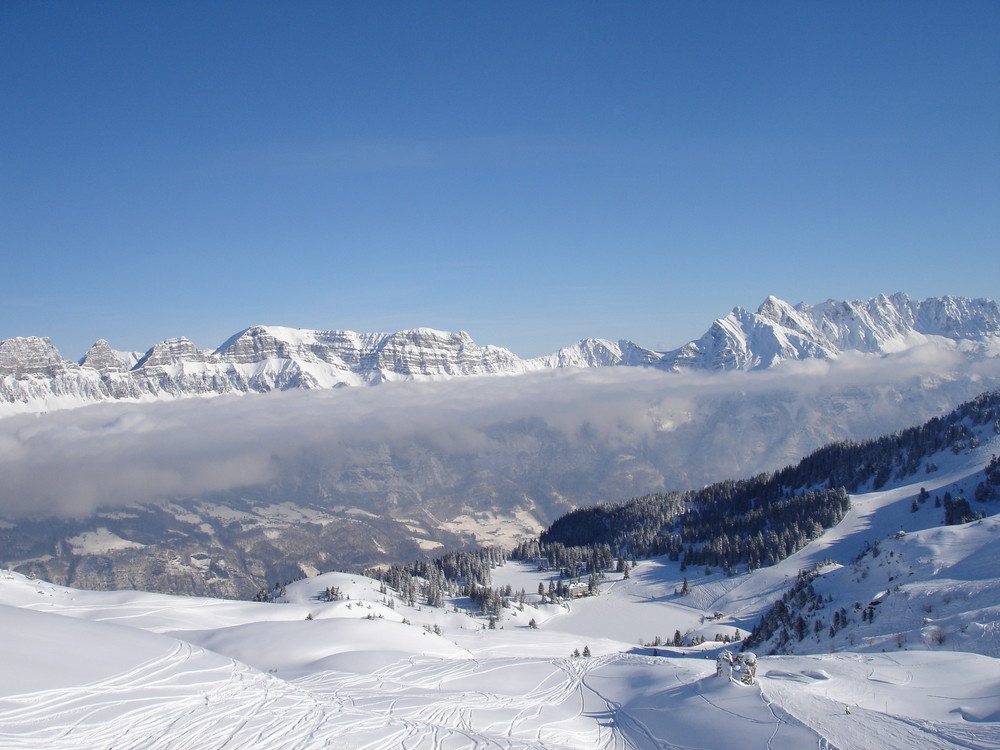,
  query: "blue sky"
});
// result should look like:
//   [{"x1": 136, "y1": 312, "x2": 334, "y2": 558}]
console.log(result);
[{"x1": 2, "y1": 1, "x2": 997, "y2": 359}]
